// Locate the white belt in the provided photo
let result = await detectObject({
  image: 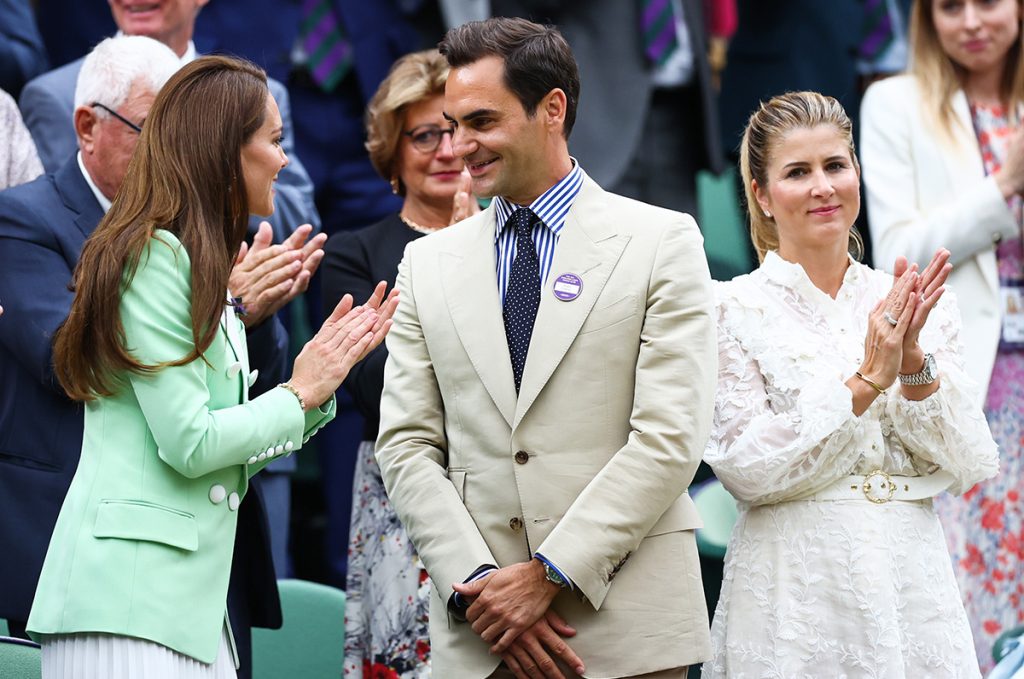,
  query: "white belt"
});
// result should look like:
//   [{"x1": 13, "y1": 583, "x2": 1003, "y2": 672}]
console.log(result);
[{"x1": 806, "y1": 470, "x2": 955, "y2": 504}]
